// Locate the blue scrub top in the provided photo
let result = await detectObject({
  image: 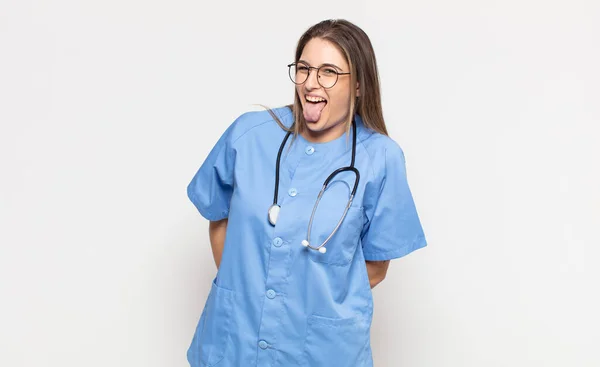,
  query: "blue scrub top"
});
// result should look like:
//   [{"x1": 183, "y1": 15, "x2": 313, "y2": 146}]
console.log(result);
[{"x1": 186, "y1": 106, "x2": 426, "y2": 367}]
